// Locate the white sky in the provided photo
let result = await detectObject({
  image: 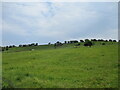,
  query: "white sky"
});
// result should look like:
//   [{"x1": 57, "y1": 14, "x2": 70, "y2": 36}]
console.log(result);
[{"x1": 1, "y1": 2, "x2": 118, "y2": 46}]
